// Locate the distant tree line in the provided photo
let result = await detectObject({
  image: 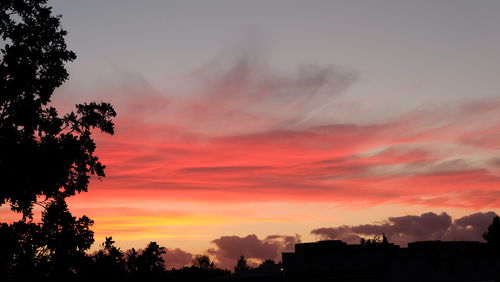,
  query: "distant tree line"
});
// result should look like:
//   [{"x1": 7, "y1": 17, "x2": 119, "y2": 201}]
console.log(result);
[
  {"x1": 0, "y1": 2, "x2": 261, "y2": 280},
  {"x1": 359, "y1": 234, "x2": 390, "y2": 247},
  {"x1": 0, "y1": 231, "x2": 232, "y2": 281}
]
